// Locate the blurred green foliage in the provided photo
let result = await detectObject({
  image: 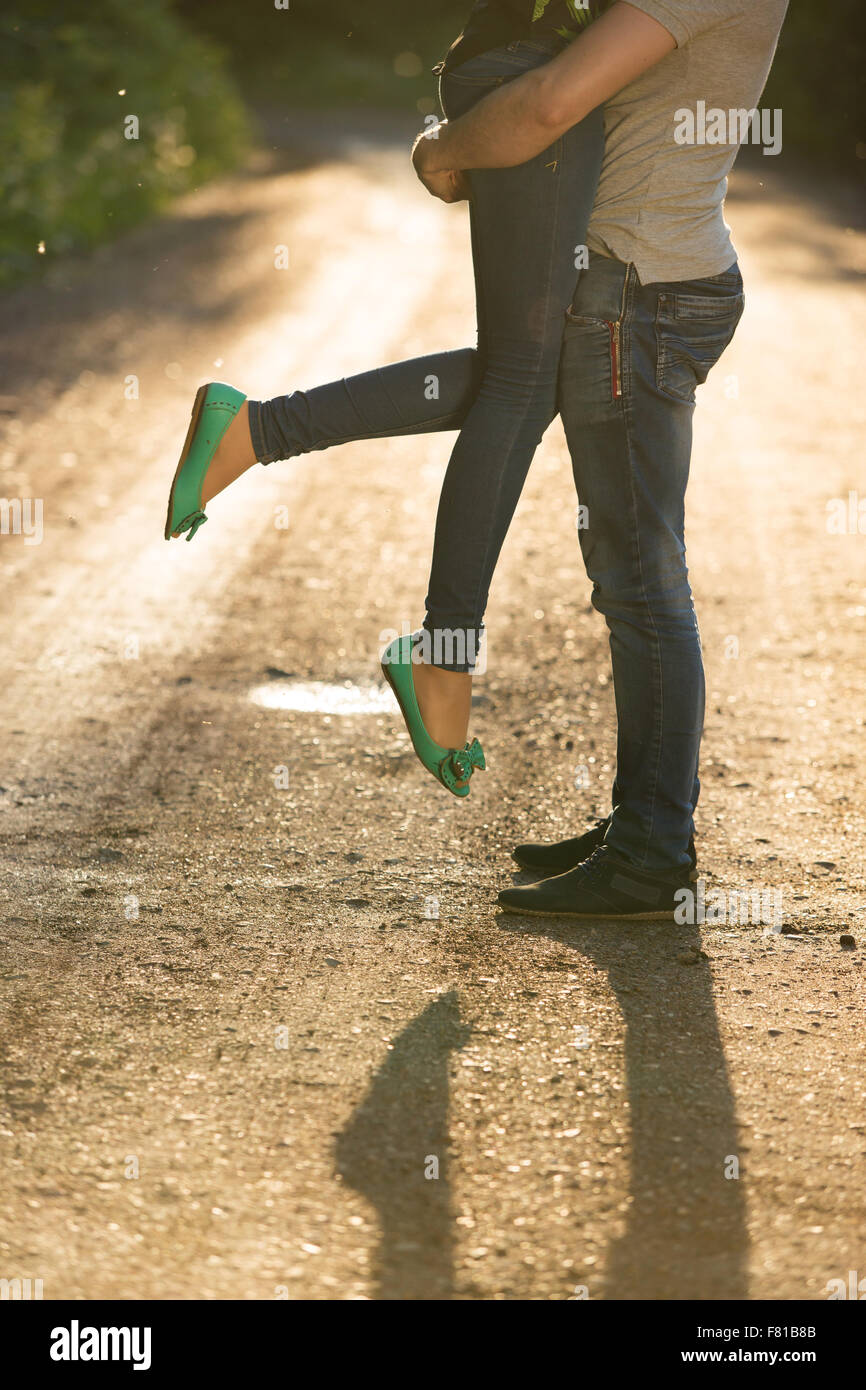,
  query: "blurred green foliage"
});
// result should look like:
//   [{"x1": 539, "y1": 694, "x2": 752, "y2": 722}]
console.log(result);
[
  {"x1": 1, "y1": 0, "x2": 861, "y2": 289},
  {"x1": 0, "y1": 0, "x2": 249, "y2": 287},
  {"x1": 762, "y1": 0, "x2": 864, "y2": 168},
  {"x1": 173, "y1": 0, "x2": 469, "y2": 62},
  {"x1": 172, "y1": 0, "x2": 467, "y2": 110},
  {"x1": 176, "y1": 0, "x2": 863, "y2": 169}
]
